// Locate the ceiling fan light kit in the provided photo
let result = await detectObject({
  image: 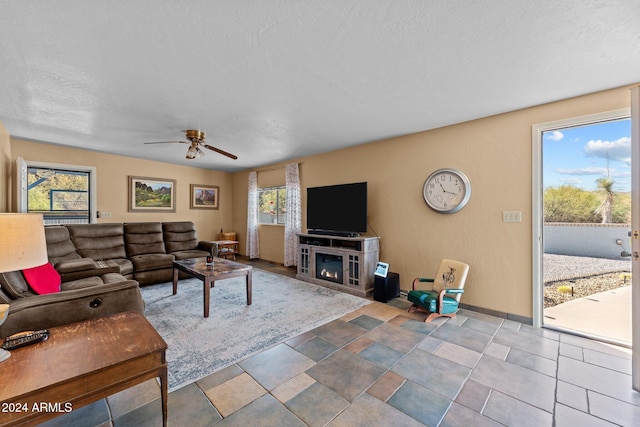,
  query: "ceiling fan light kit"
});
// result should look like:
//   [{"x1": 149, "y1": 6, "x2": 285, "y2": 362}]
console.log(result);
[
  {"x1": 185, "y1": 142, "x2": 205, "y2": 159},
  {"x1": 145, "y1": 130, "x2": 238, "y2": 161}
]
